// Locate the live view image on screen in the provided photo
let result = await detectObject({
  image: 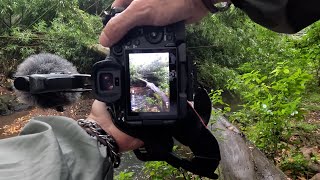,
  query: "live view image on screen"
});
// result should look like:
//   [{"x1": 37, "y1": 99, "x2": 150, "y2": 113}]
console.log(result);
[{"x1": 129, "y1": 52, "x2": 170, "y2": 113}]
